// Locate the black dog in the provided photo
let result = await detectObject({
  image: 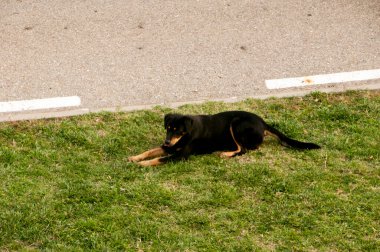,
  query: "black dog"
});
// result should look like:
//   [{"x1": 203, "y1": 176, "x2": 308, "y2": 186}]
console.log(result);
[{"x1": 128, "y1": 111, "x2": 320, "y2": 166}]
